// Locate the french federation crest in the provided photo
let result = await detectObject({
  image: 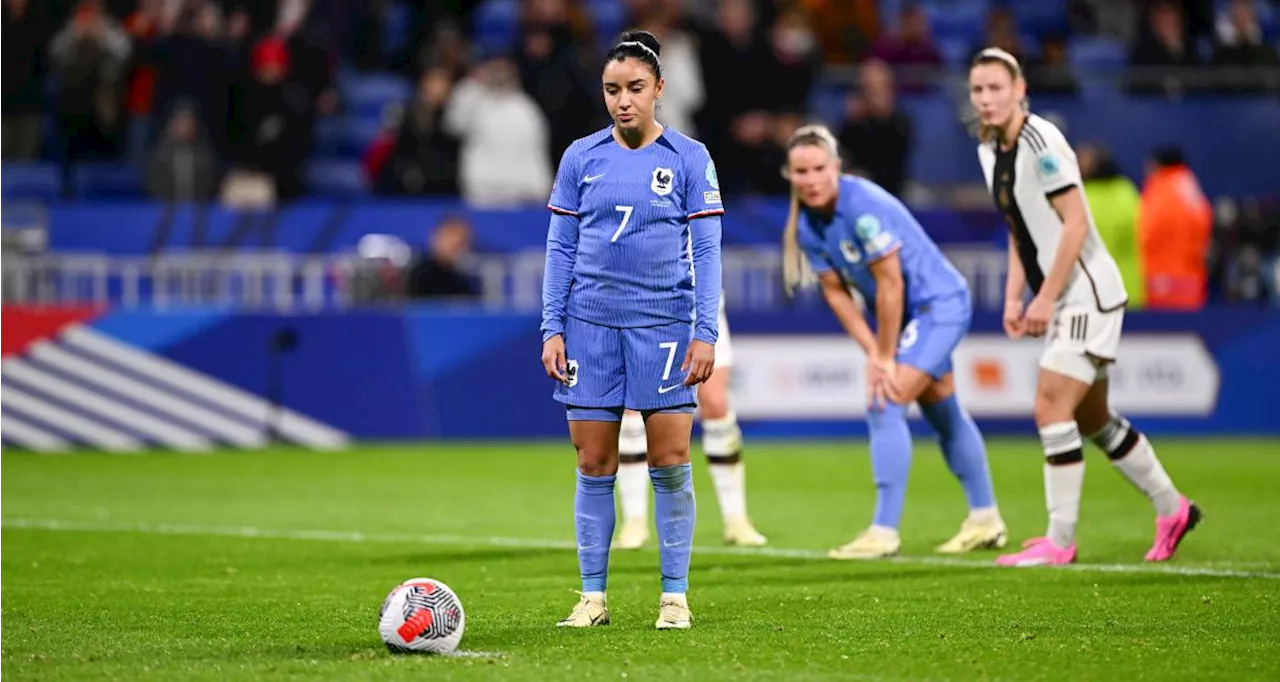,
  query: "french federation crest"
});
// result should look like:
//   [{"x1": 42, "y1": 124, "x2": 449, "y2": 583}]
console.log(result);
[
  {"x1": 651, "y1": 167, "x2": 675, "y2": 196},
  {"x1": 839, "y1": 240, "x2": 862, "y2": 264}
]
